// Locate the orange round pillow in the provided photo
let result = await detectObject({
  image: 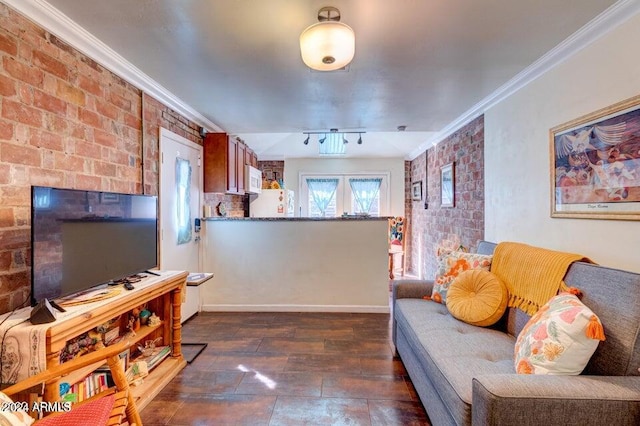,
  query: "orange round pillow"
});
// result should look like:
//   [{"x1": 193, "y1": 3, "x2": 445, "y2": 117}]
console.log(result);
[{"x1": 446, "y1": 269, "x2": 508, "y2": 327}]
